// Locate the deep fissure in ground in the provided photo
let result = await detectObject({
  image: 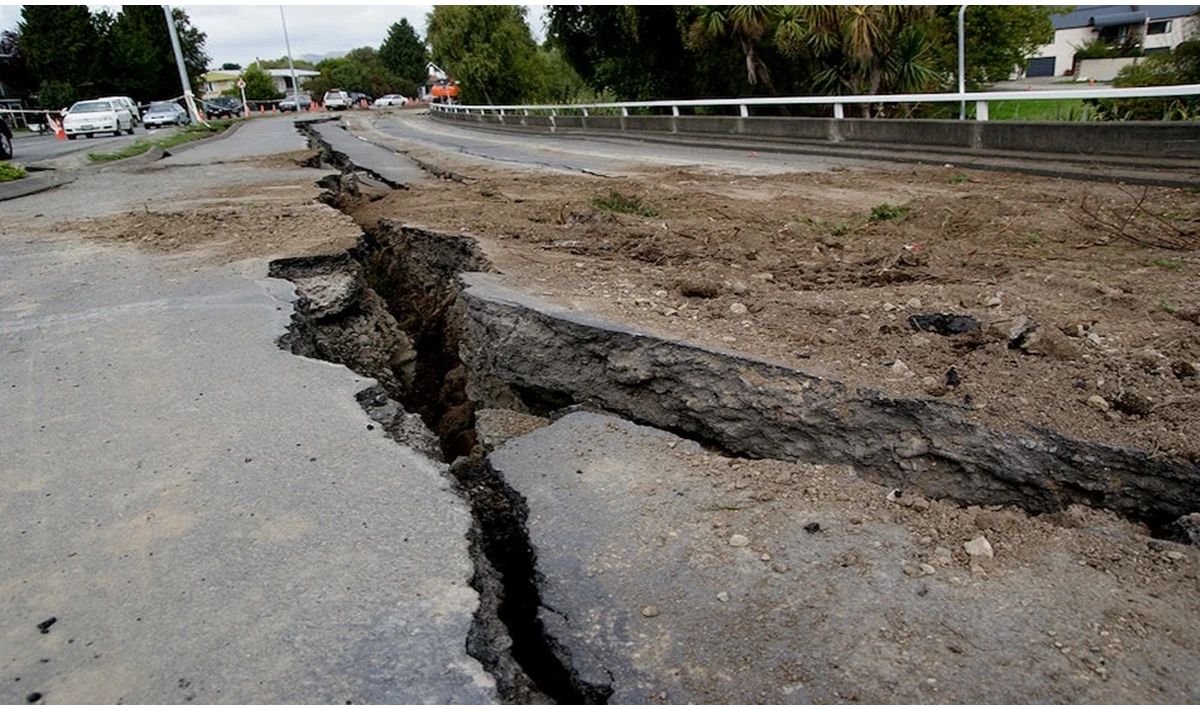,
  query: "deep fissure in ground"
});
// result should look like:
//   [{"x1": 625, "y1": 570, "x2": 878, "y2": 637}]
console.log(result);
[
  {"x1": 270, "y1": 138, "x2": 1200, "y2": 697},
  {"x1": 269, "y1": 175, "x2": 608, "y2": 701}
]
